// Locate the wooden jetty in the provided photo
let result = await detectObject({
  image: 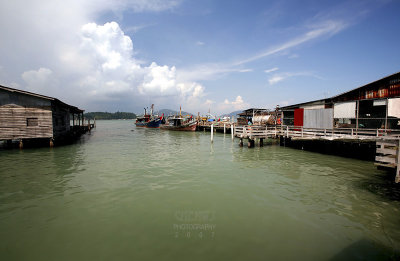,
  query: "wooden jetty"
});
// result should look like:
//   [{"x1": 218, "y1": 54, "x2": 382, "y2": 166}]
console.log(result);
[
  {"x1": 0, "y1": 85, "x2": 94, "y2": 148},
  {"x1": 197, "y1": 121, "x2": 233, "y2": 134},
  {"x1": 229, "y1": 124, "x2": 400, "y2": 182}
]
